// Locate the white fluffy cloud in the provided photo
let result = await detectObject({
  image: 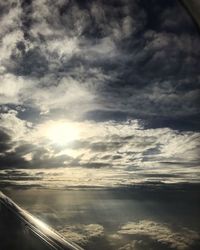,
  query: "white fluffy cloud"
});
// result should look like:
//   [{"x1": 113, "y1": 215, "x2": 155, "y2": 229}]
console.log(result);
[
  {"x1": 118, "y1": 220, "x2": 200, "y2": 250},
  {"x1": 58, "y1": 224, "x2": 104, "y2": 246},
  {"x1": 0, "y1": 110, "x2": 31, "y2": 140}
]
